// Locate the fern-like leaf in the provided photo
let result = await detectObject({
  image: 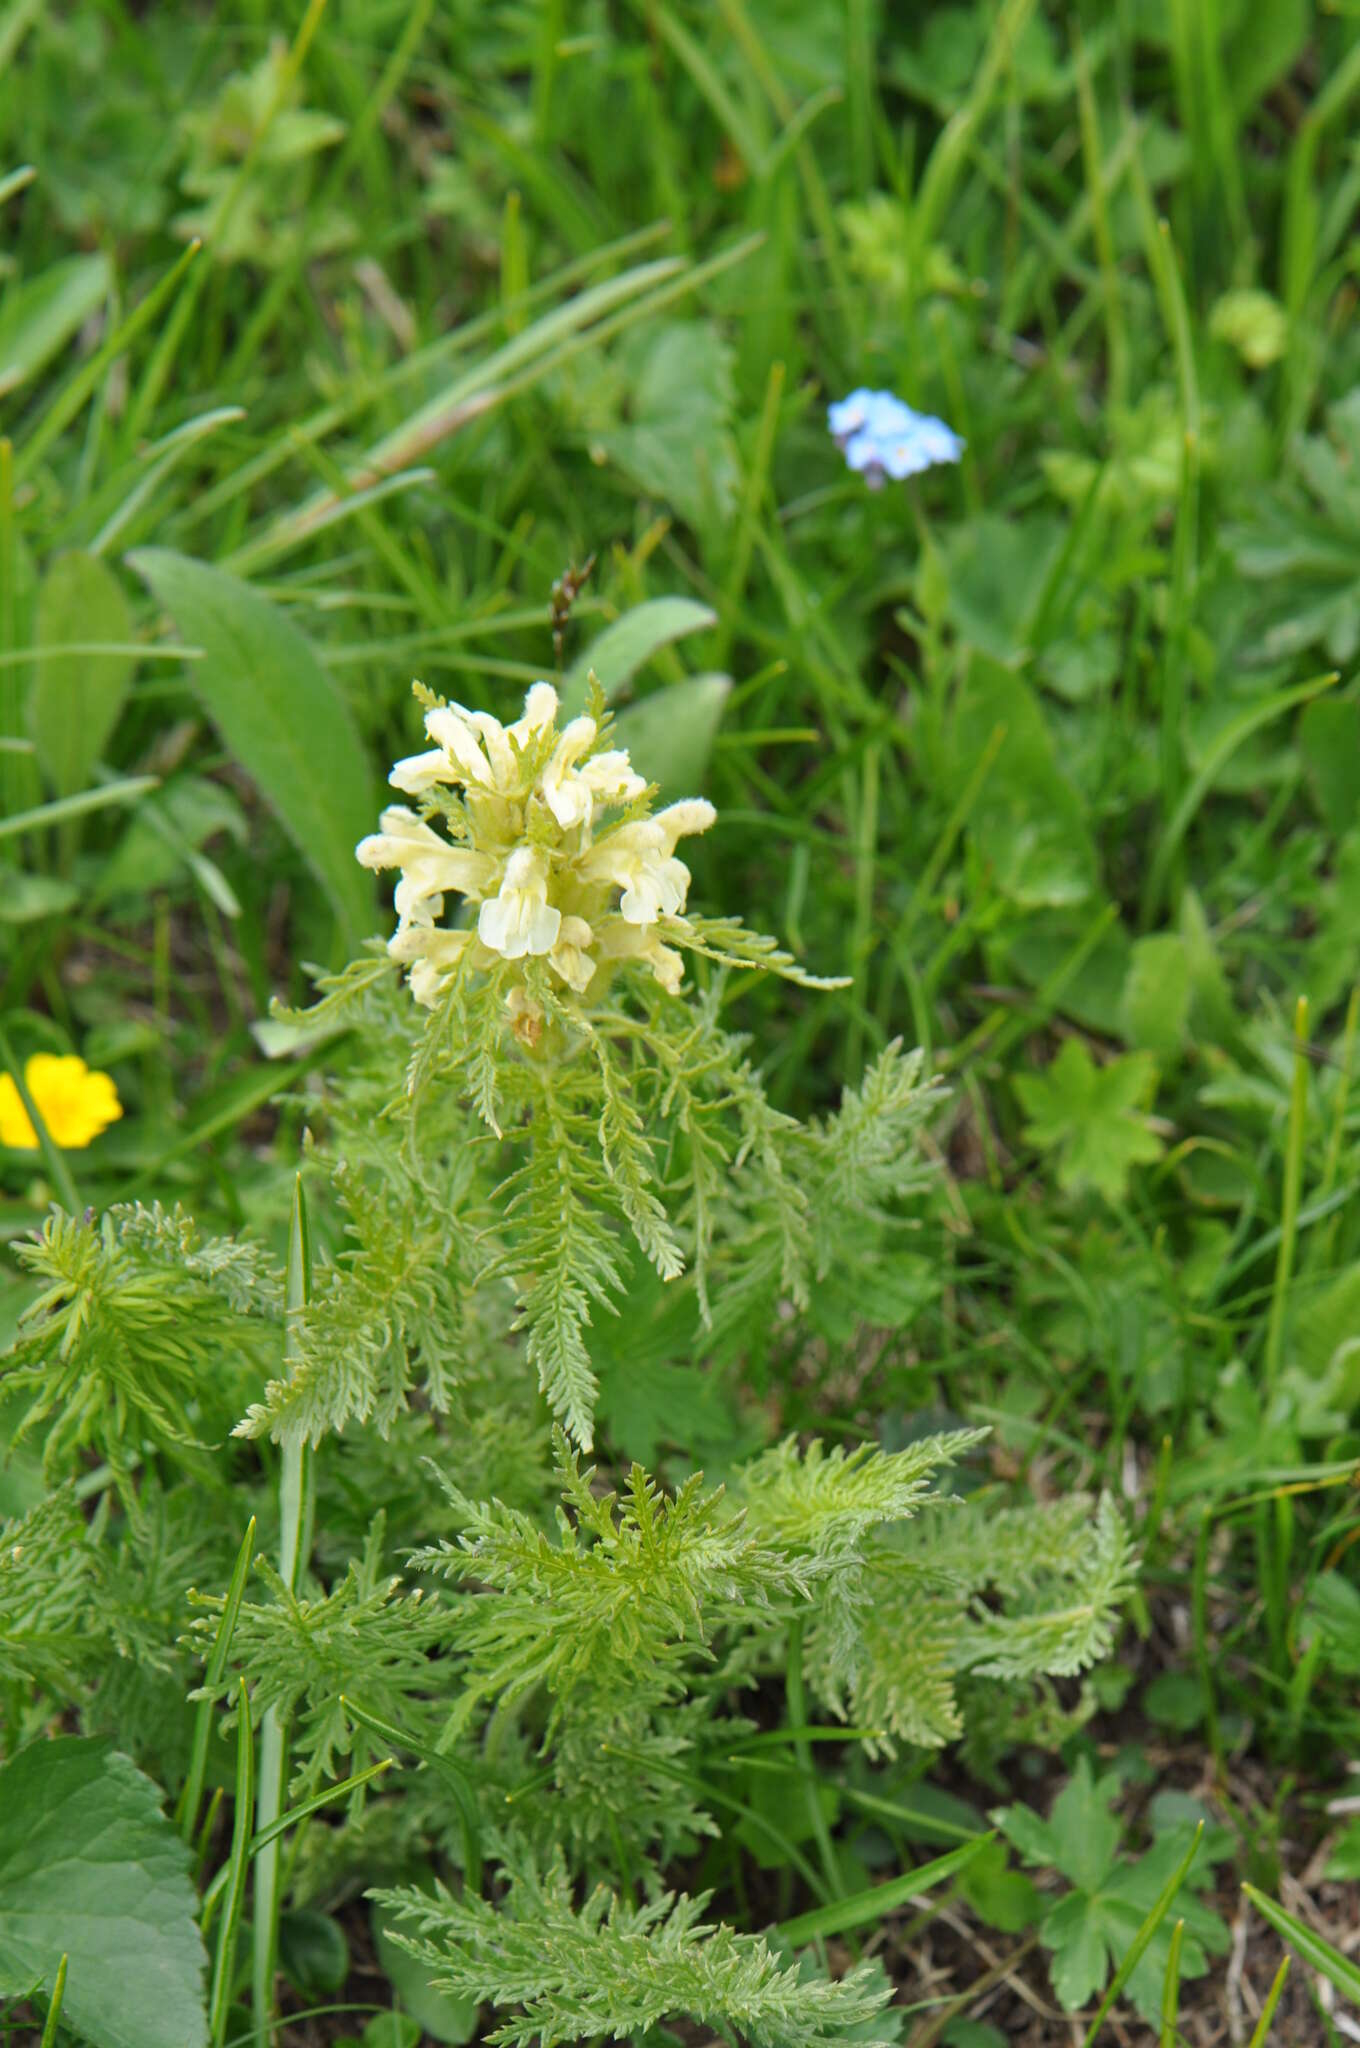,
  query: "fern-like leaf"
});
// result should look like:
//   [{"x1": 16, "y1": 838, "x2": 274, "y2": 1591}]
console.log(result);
[{"x1": 372, "y1": 1853, "x2": 896, "y2": 2048}]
